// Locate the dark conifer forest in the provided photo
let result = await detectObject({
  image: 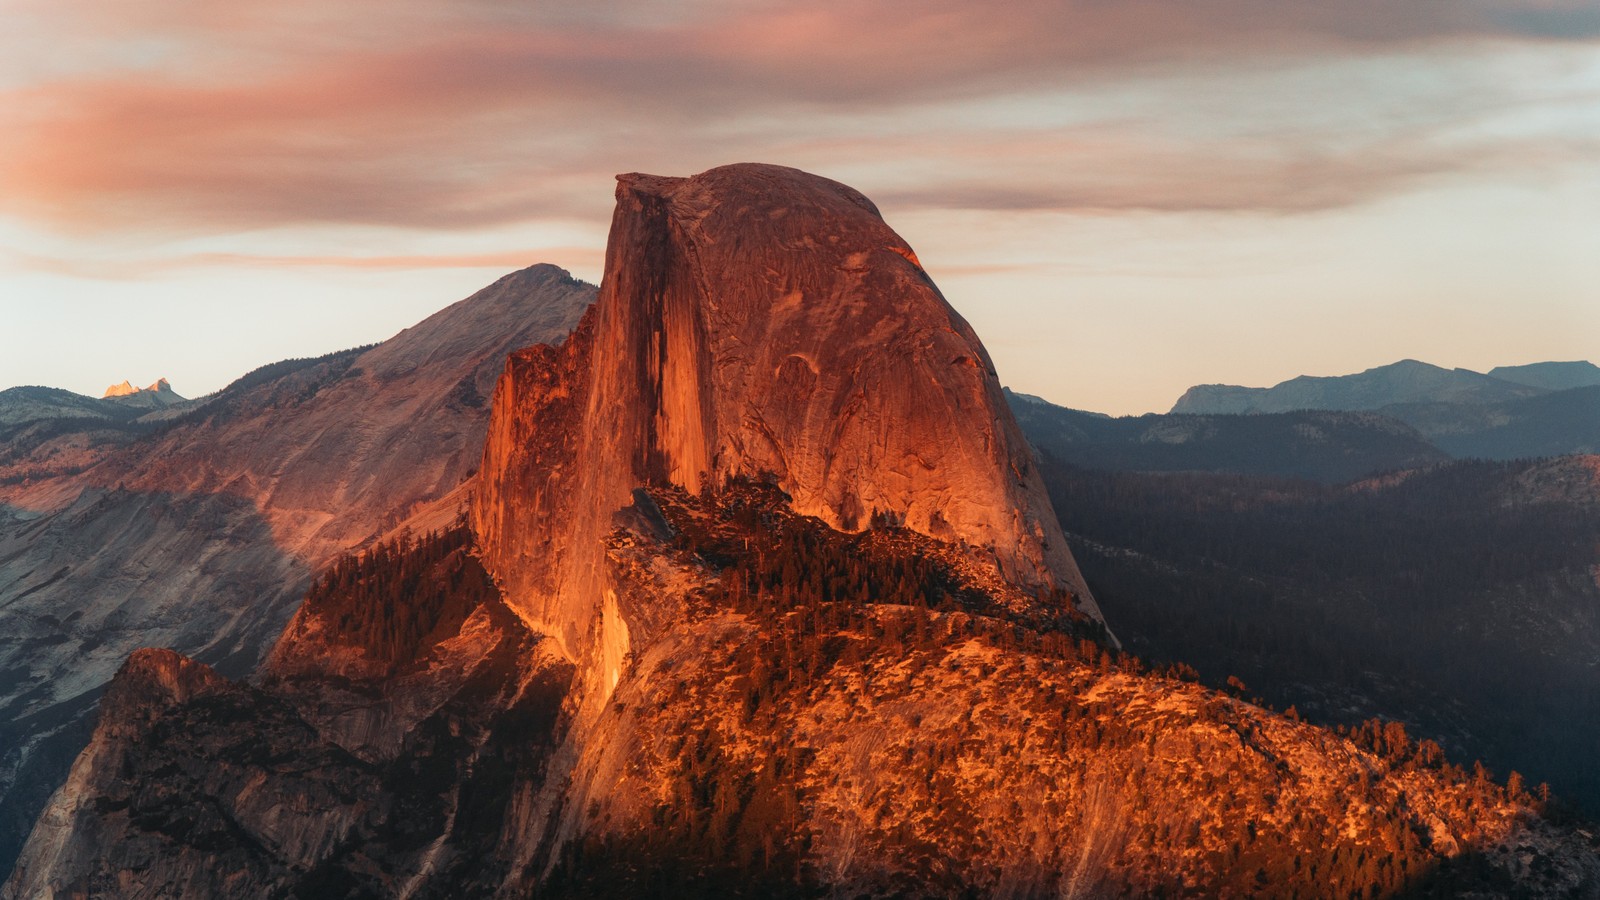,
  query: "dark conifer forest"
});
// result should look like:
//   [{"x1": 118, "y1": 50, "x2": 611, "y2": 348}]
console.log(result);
[
  {"x1": 300, "y1": 523, "x2": 497, "y2": 672},
  {"x1": 1035, "y1": 455, "x2": 1600, "y2": 818}
]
